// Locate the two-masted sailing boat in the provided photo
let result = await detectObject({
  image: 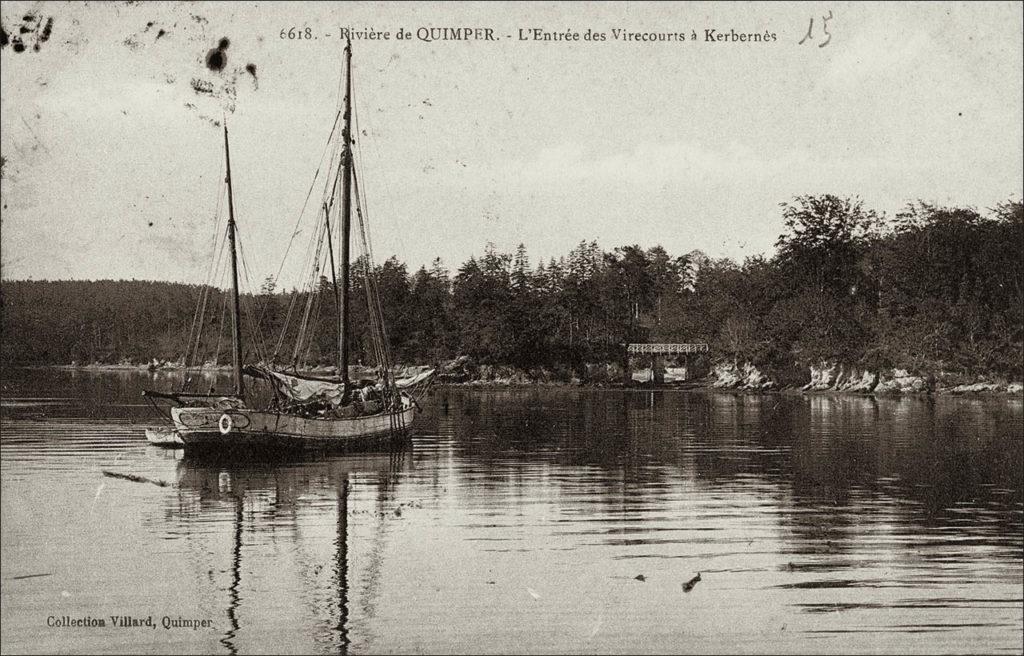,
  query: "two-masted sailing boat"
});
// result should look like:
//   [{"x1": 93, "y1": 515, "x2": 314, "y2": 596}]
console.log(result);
[{"x1": 145, "y1": 42, "x2": 430, "y2": 451}]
